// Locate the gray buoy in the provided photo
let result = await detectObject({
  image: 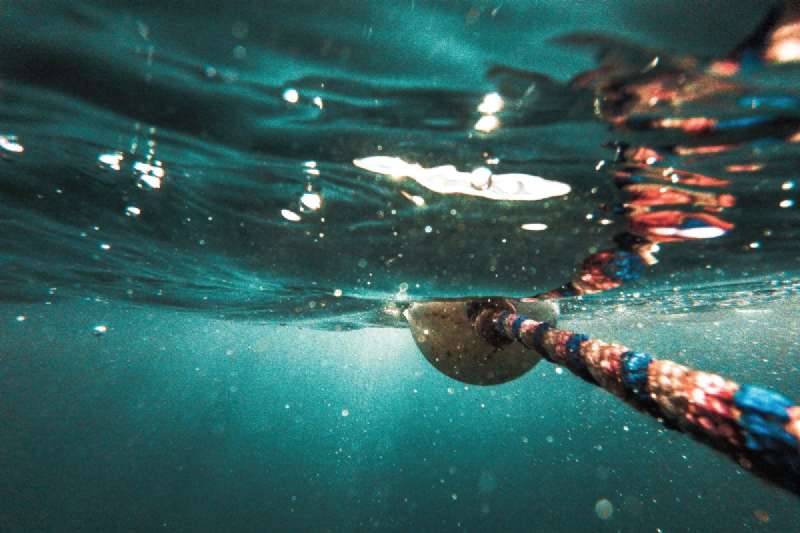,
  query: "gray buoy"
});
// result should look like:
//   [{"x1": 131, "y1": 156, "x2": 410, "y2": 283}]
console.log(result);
[{"x1": 405, "y1": 297, "x2": 558, "y2": 385}]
